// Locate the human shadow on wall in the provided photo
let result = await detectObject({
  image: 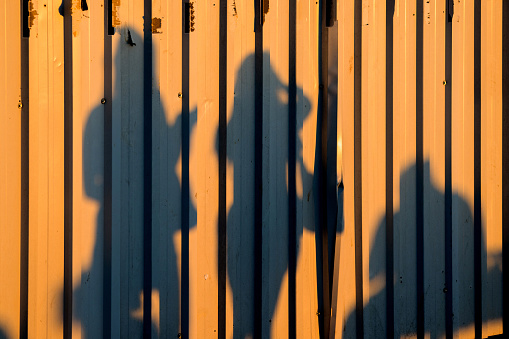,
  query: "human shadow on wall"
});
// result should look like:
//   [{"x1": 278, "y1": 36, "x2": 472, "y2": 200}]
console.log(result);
[
  {"x1": 79, "y1": 27, "x2": 197, "y2": 338},
  {"x1": 342, "y1": 162, "x2": 502, "y2": 338},
  {"x1": 220, "y1": 53, "x2": 334, "y2": 338}
]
